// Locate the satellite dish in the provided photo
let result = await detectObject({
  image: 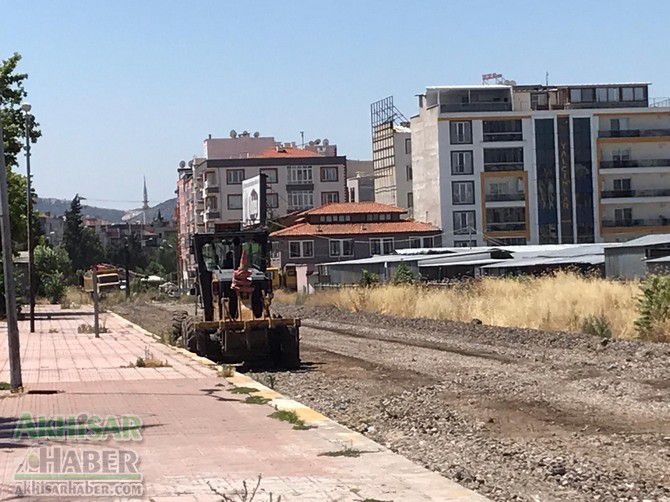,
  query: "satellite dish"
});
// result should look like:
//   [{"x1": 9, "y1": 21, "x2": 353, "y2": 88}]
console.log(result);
[
  {"x1": 188, "y1": 160, "x2": 193, "y2": 167},
  {"x1": 230, "y1": 130, "x2": 237, "y2": 138},
  {"x1": 323, "y1": 138, "x2": 329, "y2": 146},
  {"x1": 253, "y1": 131, "x2": 260, "y2": 138},
  {"x1": 314, "y1": 139, "x2": 321, "y2": 145},
  {"x1": 242, "y1": 130, "x2": 249, "y2": 136},
  {"x1": 308, "y1": 141, "x2": 315, "y2": 146},
  {"x1": 179, "y1": 160, "x2": 186, "y2": 168}
]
